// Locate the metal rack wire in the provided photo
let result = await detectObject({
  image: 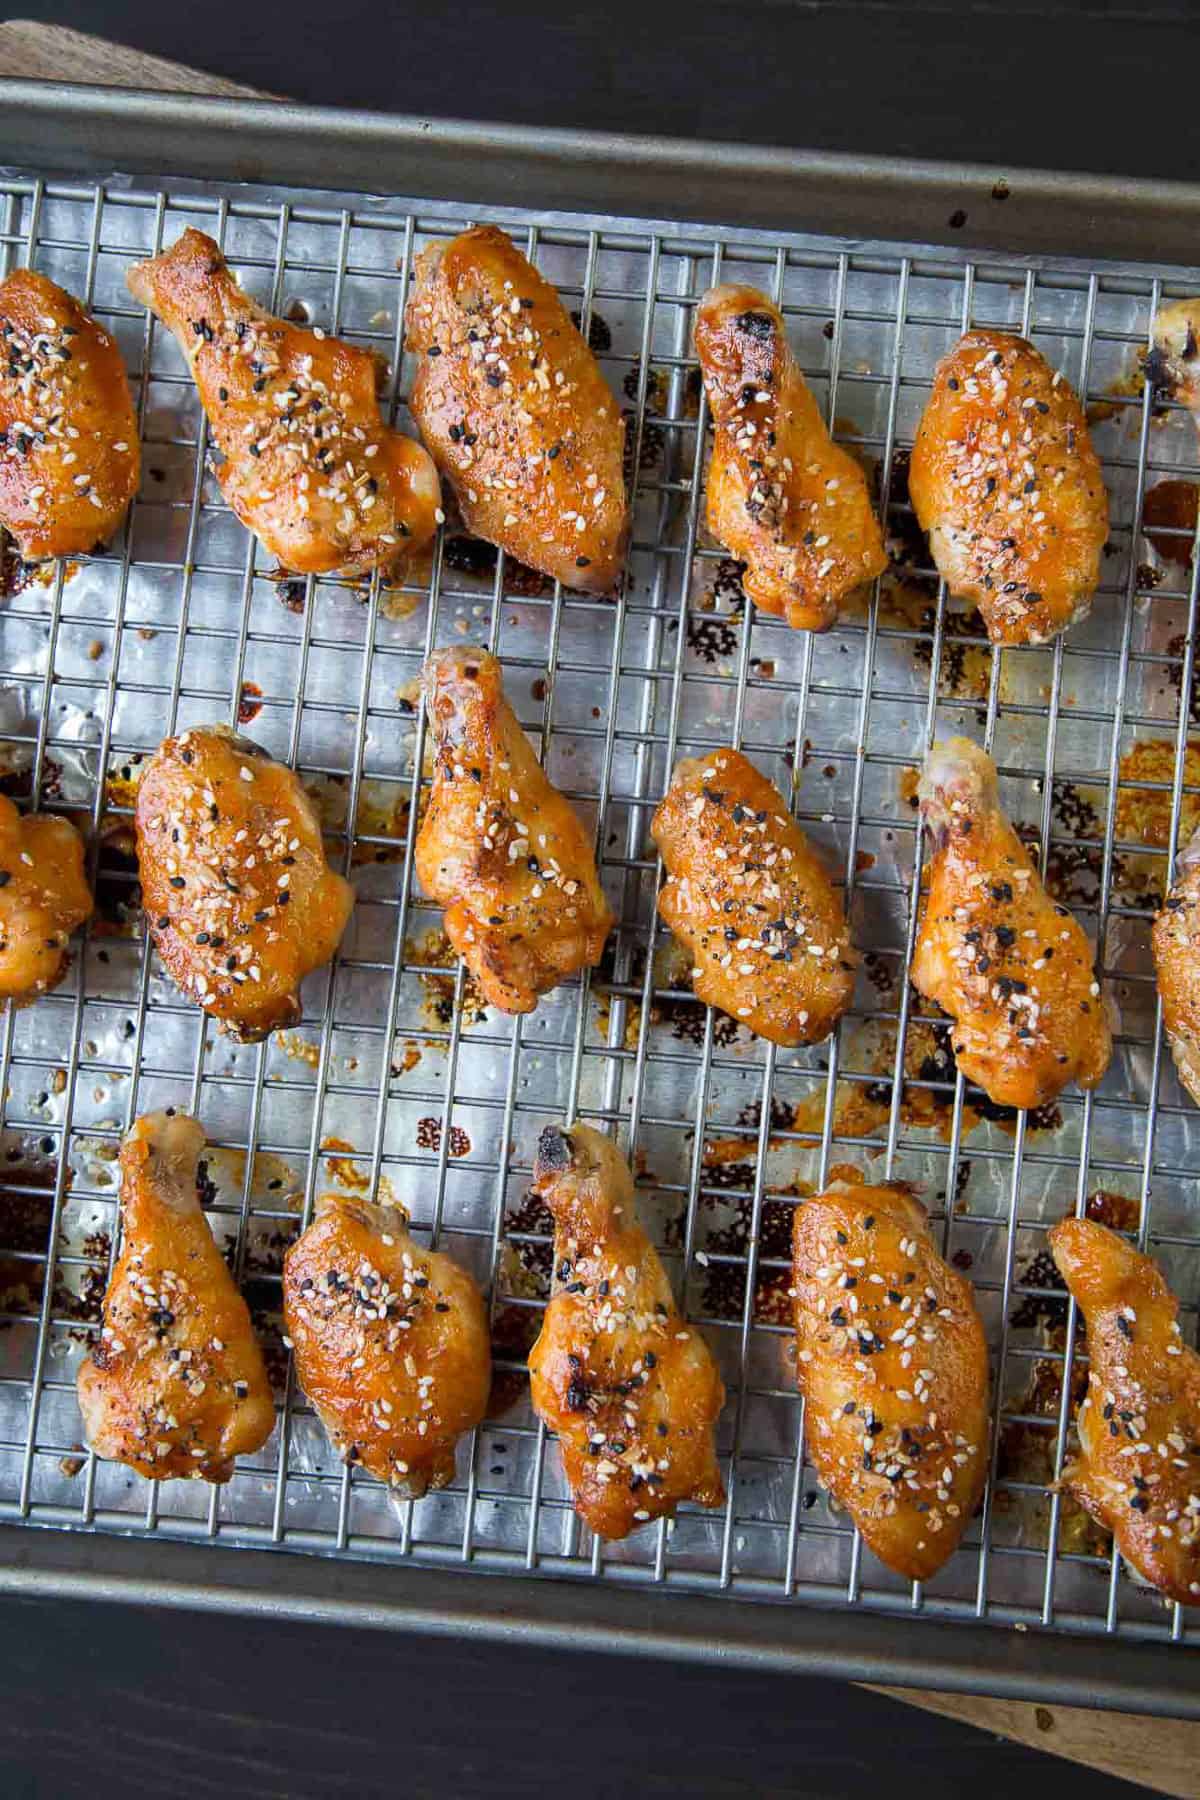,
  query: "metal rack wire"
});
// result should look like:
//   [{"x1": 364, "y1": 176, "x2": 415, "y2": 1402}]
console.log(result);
[{"x1": 0, "y1": 164, "x2": 1198, "y2": 1655}]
